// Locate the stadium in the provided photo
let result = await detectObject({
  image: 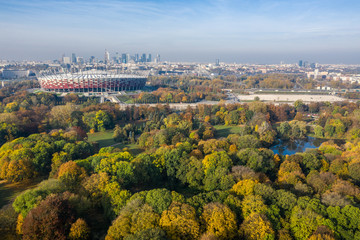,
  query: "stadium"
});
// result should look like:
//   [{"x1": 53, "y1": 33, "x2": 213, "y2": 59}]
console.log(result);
[{"x1": 37, "y1": 70, "x2": 147, "y2": 93}]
